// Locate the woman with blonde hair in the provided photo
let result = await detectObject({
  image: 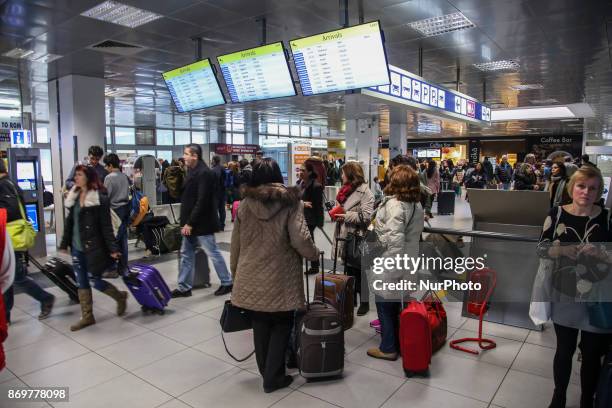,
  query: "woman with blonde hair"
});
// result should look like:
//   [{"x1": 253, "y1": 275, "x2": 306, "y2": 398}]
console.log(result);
[{"x1": 537, "y1": 165, "x2": 612, "y2": 408}]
